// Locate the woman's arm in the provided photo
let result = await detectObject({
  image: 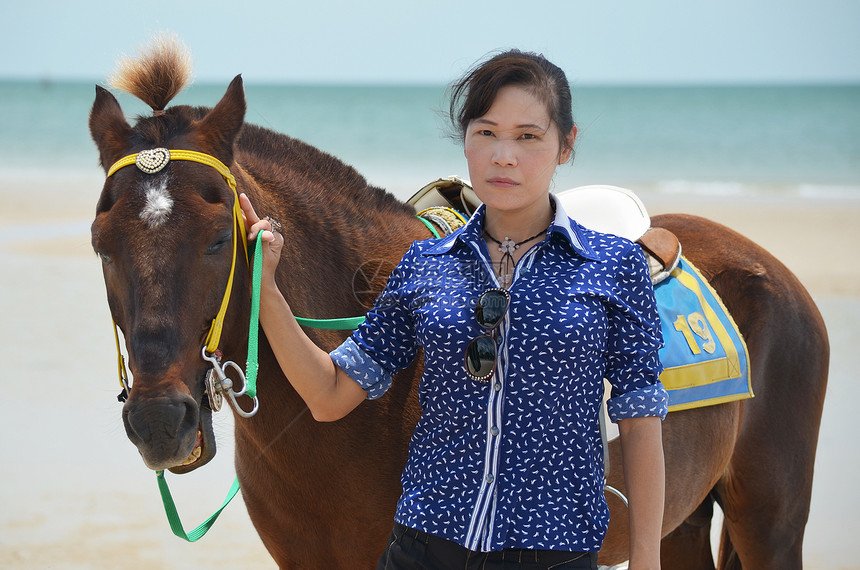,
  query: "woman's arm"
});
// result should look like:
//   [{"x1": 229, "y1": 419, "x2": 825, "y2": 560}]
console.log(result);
[
  {"x1": 618, "y1": 415, "x2": 665, "y2": 570},
  {"x1": 240, "y1": 193, "x2": 367, "y2": 422}
]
